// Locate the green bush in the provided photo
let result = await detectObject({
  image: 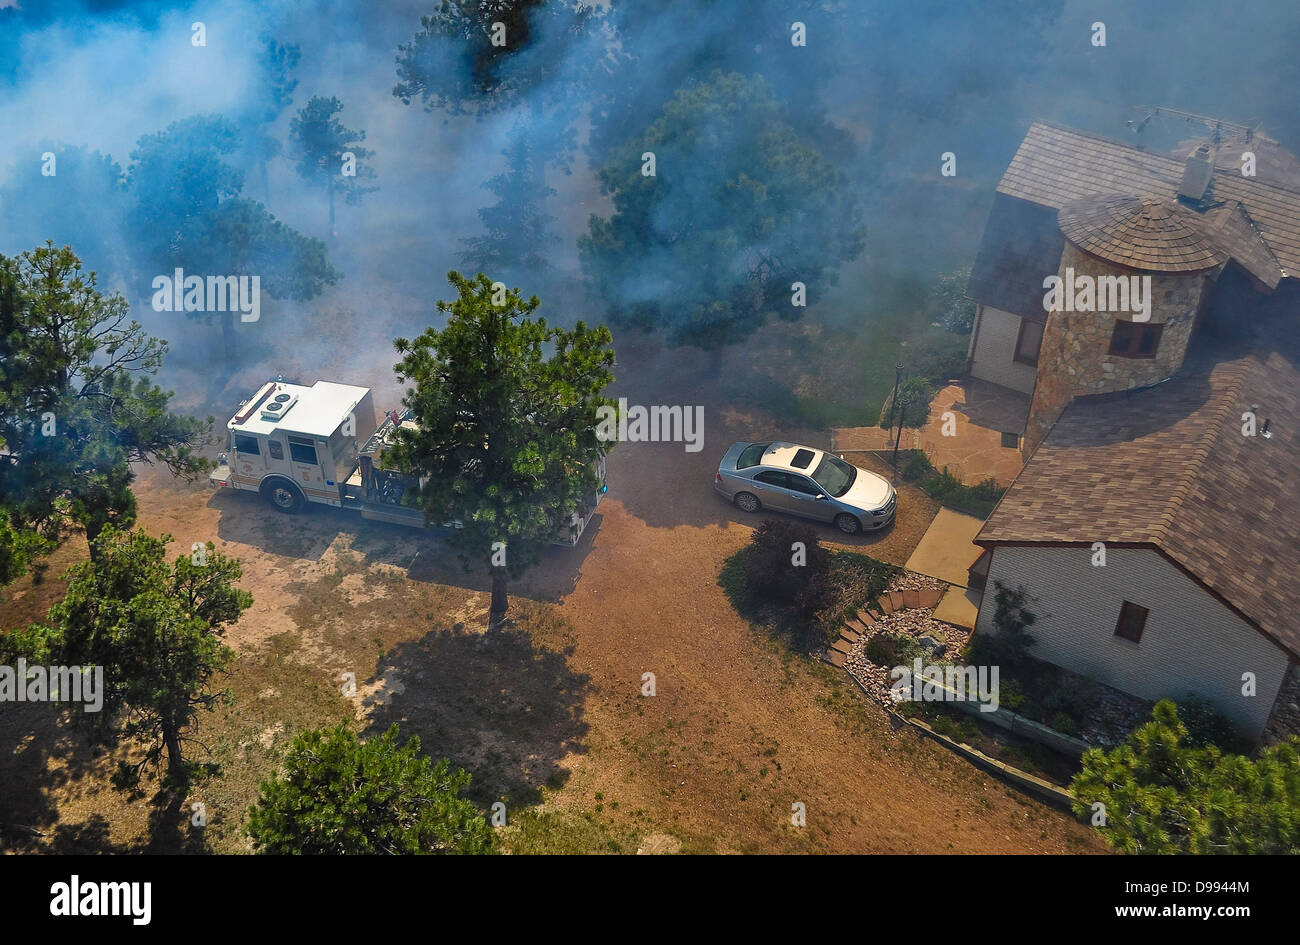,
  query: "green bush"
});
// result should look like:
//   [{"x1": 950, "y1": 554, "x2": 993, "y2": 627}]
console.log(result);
[
  {"x1": 1177, "y1": 696, "x2": 1246, "y2": 752},
  {"x1": 894, "y1": 450, "x2": 1005, "y2": 518},
  {"x1": 927, "y1": 708, "x2": 979, "y2": 744},
  {"x1": 743, "y1": 519, "x2": 831, "y2": 618},
  {"x1": 247, "y1": 724, "x2": 494, "y2": 855},
  {"x1": 1072, "y1": 701, "x2": 1300, "y2": 854},
  {"x1": 720, "y1": 536, "x2": 897, "y2": 653},
  {"x1": 902, "y1": 450, "x2": 934, "y2": 481},
  {"x1": 1050, "y1": 712, "x2": 1081, "y2": 737},
  {"x1": 863, "y1": 631, "x2": 927, "y2": 668},
  {"x1": 999, "y1": 678, "x2": 1026, "y2": 712},
  {"x1": 981, "y1": 581, "x2": 1038, "y2": 668},
  {"x1": 932, "y1": 267, "x2": 975, "y2": 335}
]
